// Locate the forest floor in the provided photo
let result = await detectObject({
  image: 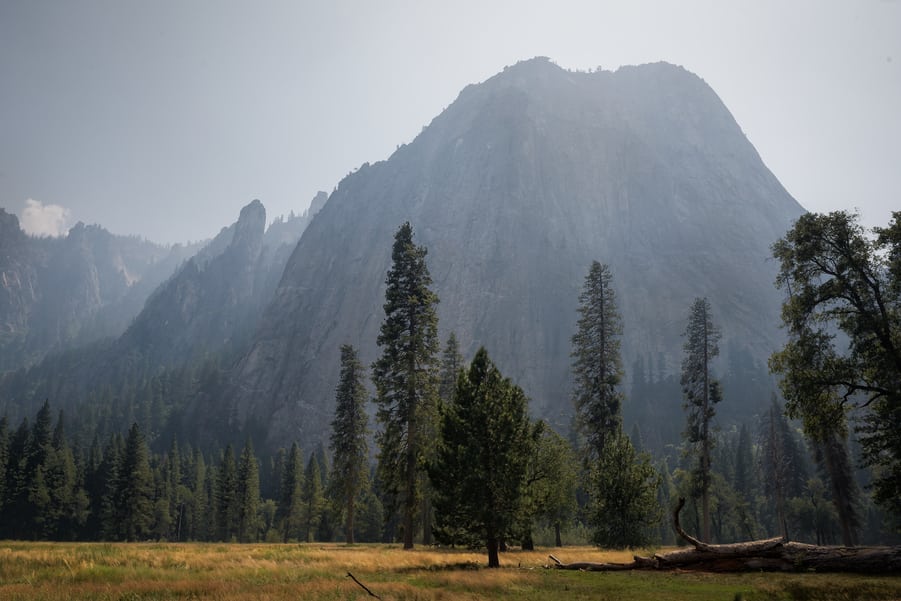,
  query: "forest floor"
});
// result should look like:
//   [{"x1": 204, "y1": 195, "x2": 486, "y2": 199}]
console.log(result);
[{"x1": 1, "y1": 542, "x2": 900, "y2": 600}]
